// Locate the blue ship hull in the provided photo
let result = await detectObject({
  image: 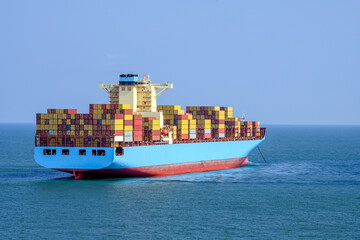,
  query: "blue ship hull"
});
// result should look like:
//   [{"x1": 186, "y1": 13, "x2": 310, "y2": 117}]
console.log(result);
[{"x1": 35, "y1": 139, "x2": 264, "y2": 179}]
